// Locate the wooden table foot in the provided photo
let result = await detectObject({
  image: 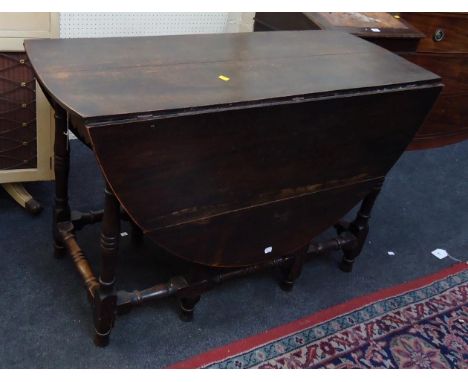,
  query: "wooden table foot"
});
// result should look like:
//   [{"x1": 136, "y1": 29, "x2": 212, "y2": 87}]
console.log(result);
[
  {"x1": 279, "y1": 279, "x2": 295, "y2": 292},
  {"x1": 53, "y1": 240, "x2": 66, "y2": 258},
  {"x1": 178, "y1": 296, "x2": 201, "y2": 322},
  {"x1": 279, "y1": 248, "x2": 306, "y2": 292},
  {"x1": 339, "y1": 257, "x2": 355, "y2": 273},
  {"x1": 94, "y1": 332, "x2": 110, "y2": 348},
  {"x1": 93, "y1": 290, "x2": 117, "y2": 347}
]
